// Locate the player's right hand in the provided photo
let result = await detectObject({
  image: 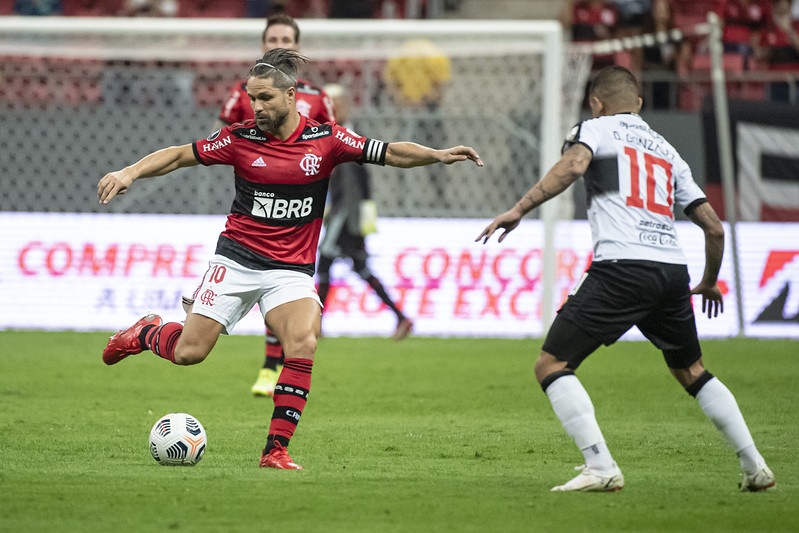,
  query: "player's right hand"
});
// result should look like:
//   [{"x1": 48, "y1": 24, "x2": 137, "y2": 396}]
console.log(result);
[
  {"x1": 97, "y1": 170, "x2": 132, "y2": 204},
  {"x1": 690, "y1": 281, "x2": 724, "y2": 319},
  {"x1": 476, "y1": 209, "x2": 522, "y2": 244}
]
